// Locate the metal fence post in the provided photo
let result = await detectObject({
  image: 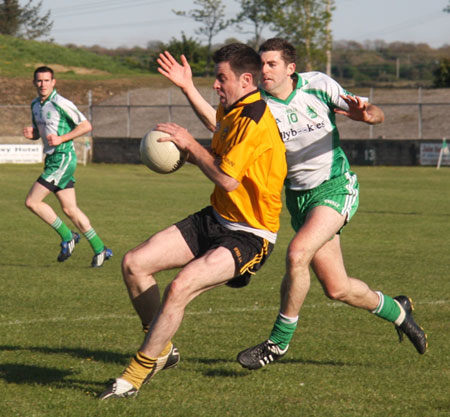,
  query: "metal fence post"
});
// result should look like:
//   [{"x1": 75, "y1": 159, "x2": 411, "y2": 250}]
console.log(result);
[
  {"x1": 418, "y1": 87, "x2": 423, "y2": 139},
  {"x1": 369, "y1": 87, "x2": 374, "y2": 139},
  {"x1": 88, "y1": 89, "x2": 93, "y2": 126},
  {"x1": 87, "y1": 89, "x2": 94, "y2": 139},
  {"x1": 127, "y1": 91, "x2": 131, "y2": 138}
]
